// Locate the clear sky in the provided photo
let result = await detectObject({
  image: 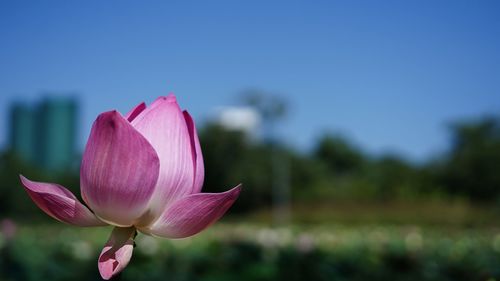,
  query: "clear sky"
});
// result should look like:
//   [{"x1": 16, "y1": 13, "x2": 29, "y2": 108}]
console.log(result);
[{"x1": 1, "y1": 0, "x2": 499, "y2": 161}]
